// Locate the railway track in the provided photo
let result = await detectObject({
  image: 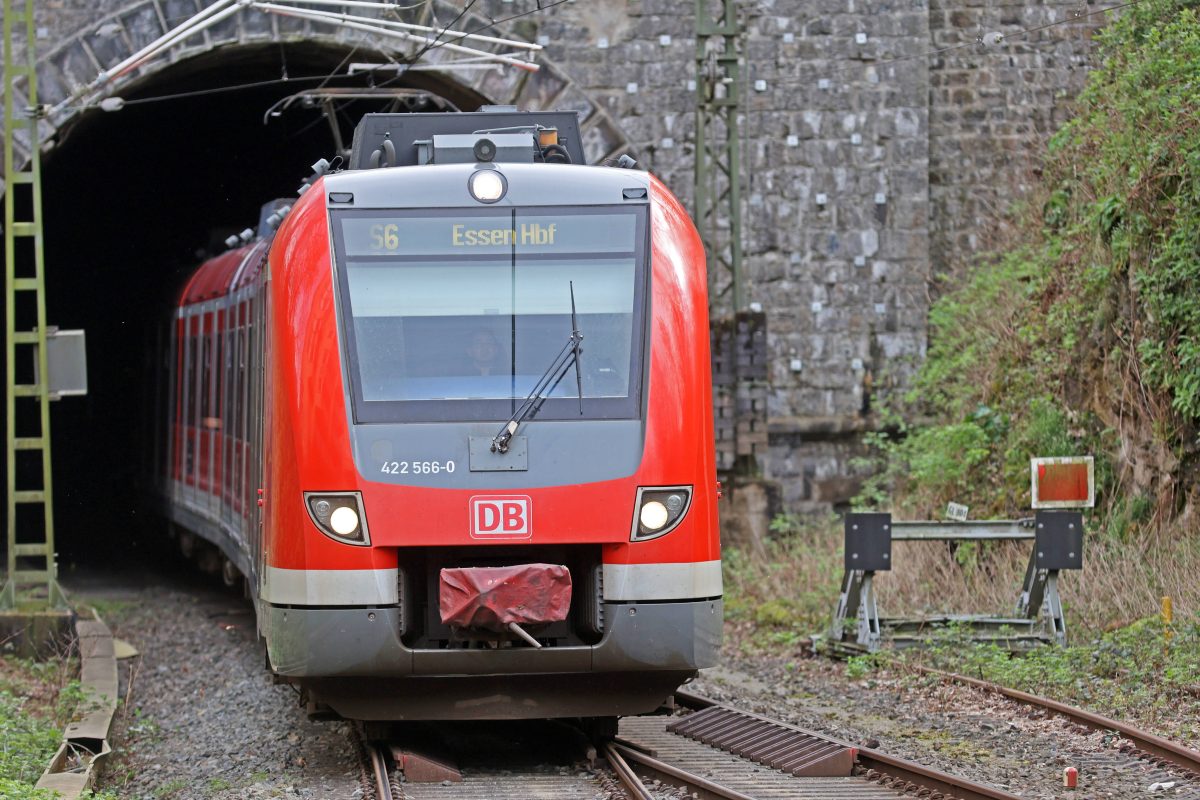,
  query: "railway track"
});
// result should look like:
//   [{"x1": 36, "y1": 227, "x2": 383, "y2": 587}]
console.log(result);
[
  {"x1": 915, "y1": 666, "x2": 1200, "y2": 779},
  {"x1": 648, "y1": 690, "x2": 1023, "y2": 800},
  {"x1": 343, "y1": 681, "x2": 1196, "y2": 800},
  {"x1": 368, "y1": 740, "x2": 407, "y2": 800},
  {"x1": 345, "y1": 693, "x2": 1029, "y2": 800}
]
